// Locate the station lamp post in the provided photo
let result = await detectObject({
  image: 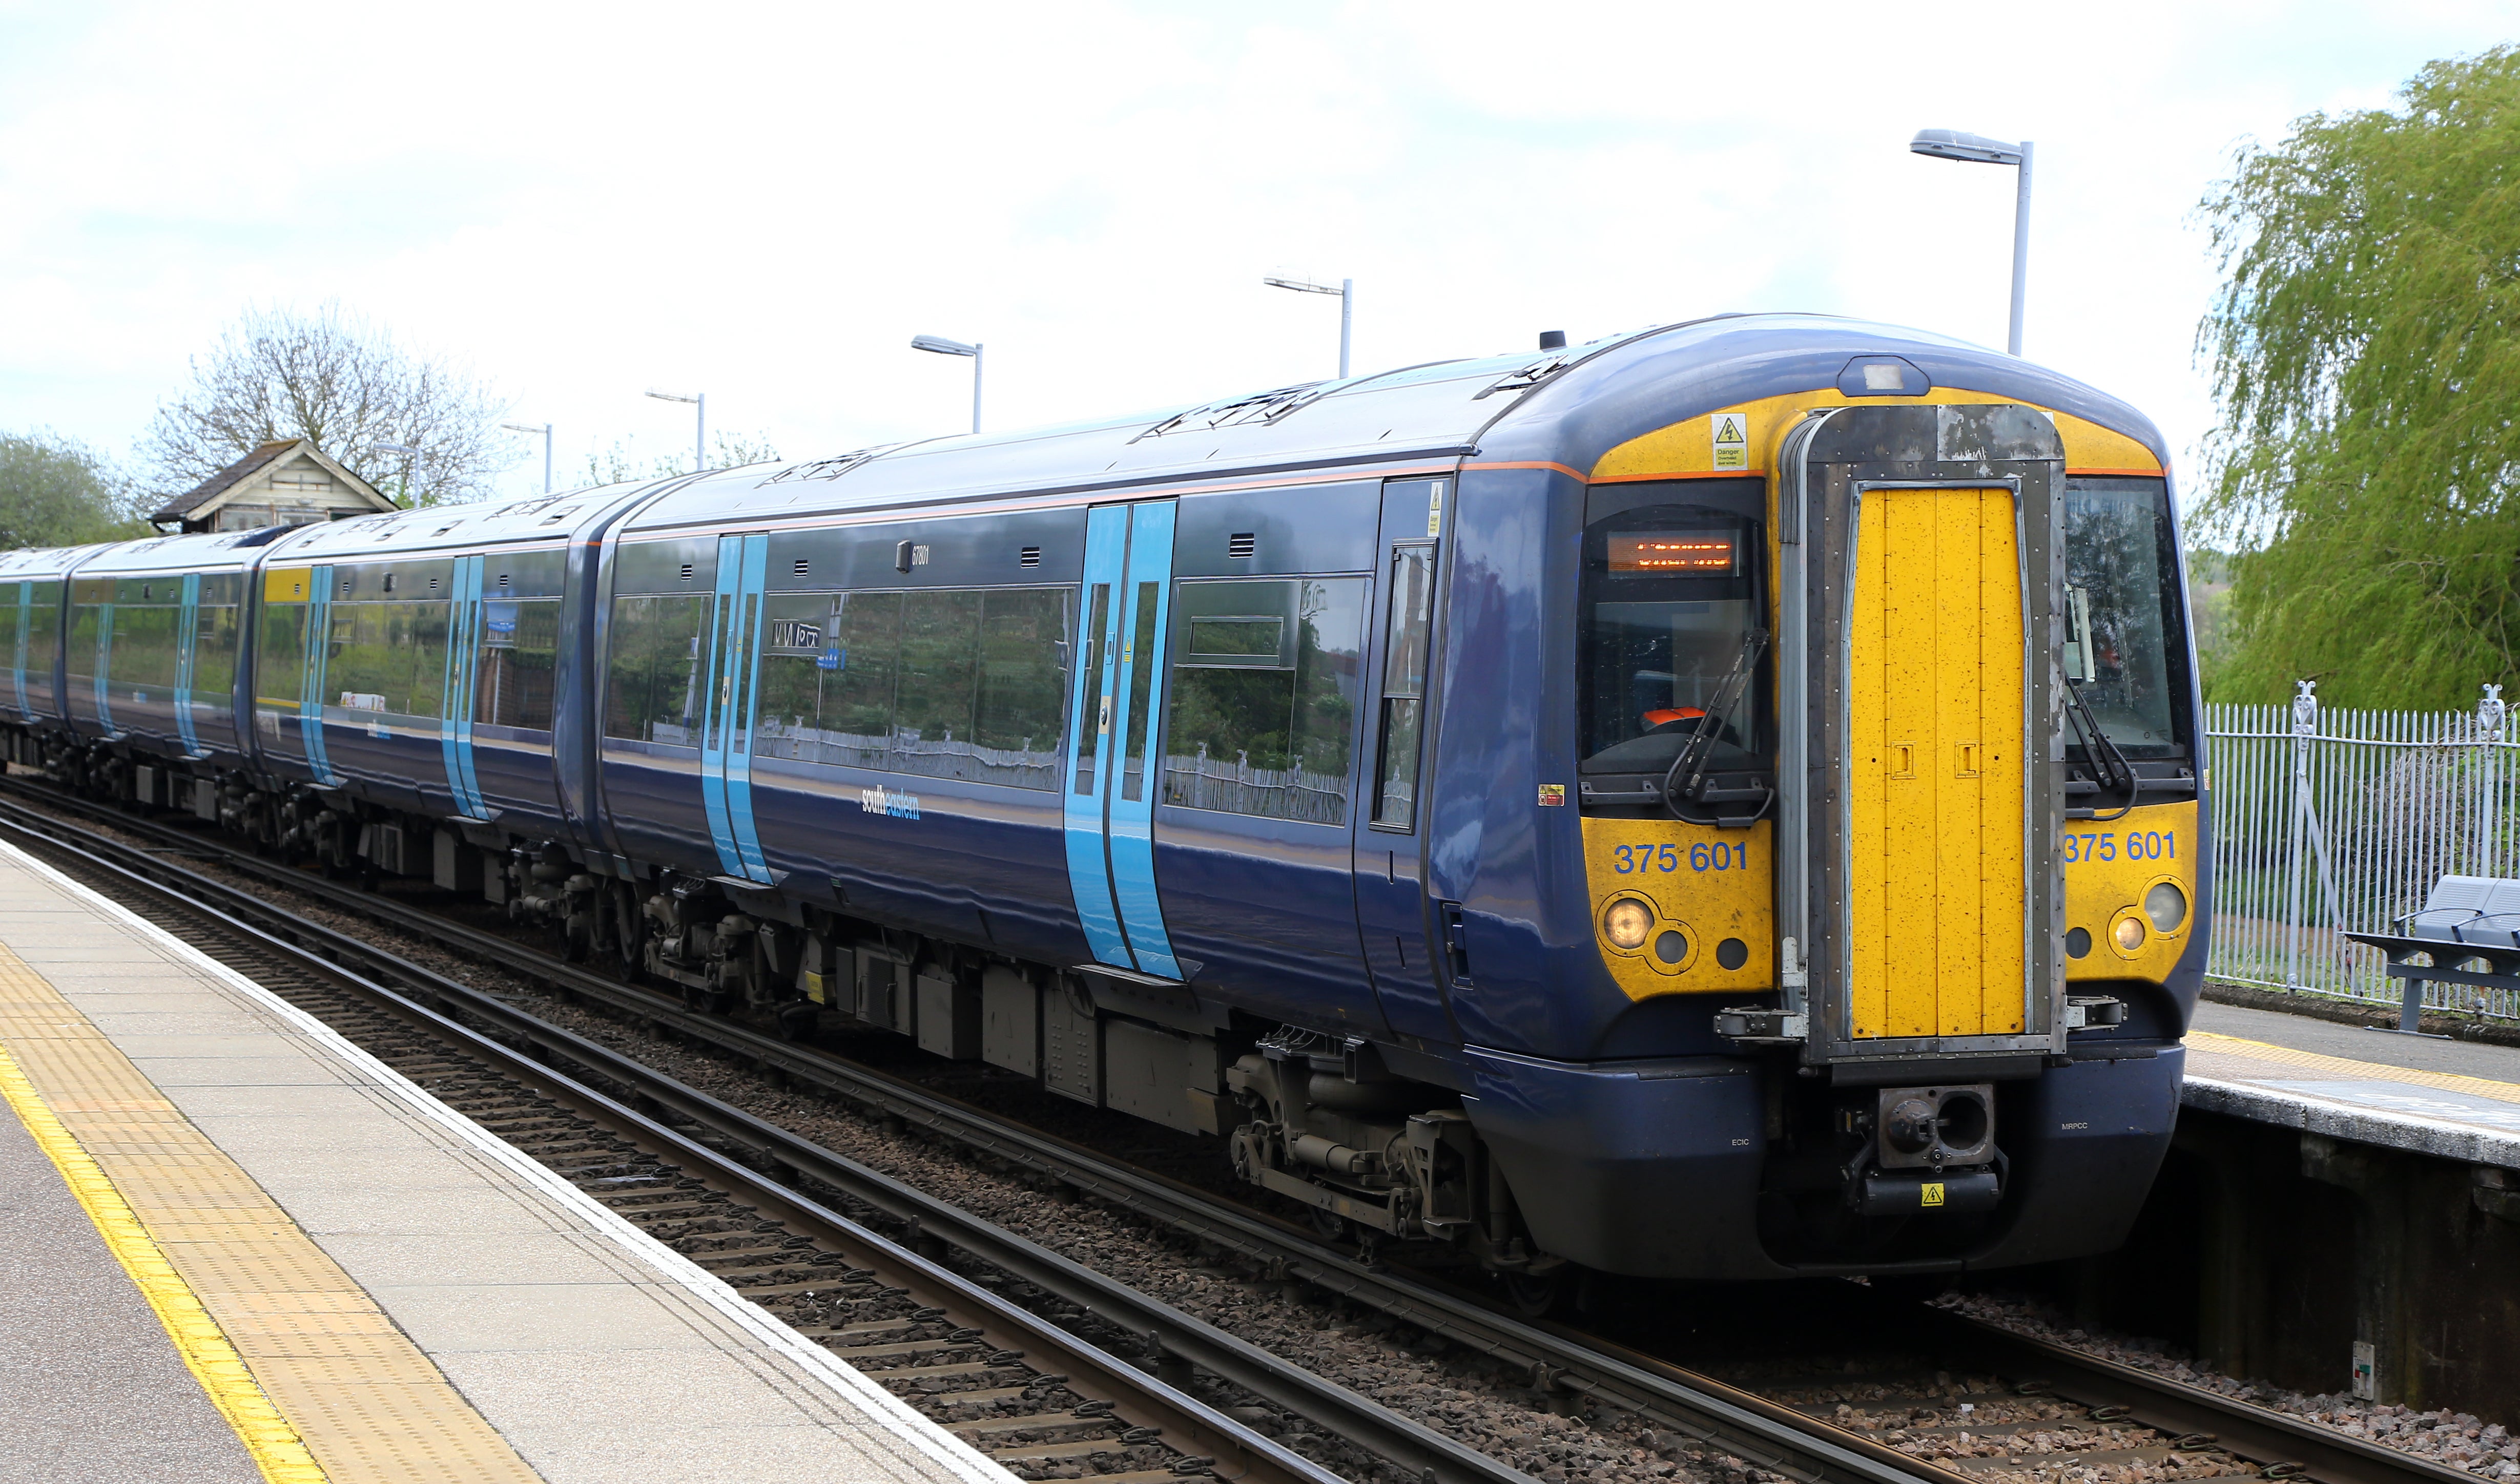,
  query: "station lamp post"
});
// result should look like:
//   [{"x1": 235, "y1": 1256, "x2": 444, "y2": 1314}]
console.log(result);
[
  {"x1": 1909, "y1": 129, "x2": 2032, "y2": 357},
  {"x1": 502, "y1": 422, "x2": 553, "y2": 493},
  {"x1": 1263, "y1": 275, "x2": 1353, "y2": 380},
  {"x1": 910, "y1": 335, "x2": 984, "y2": 434},
  {"x1": 645, "y1": 390, "x2": 705, "y2": 472},
  {"x1": 370, "y1": 440, "x2": 418, "y2": 506}
]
